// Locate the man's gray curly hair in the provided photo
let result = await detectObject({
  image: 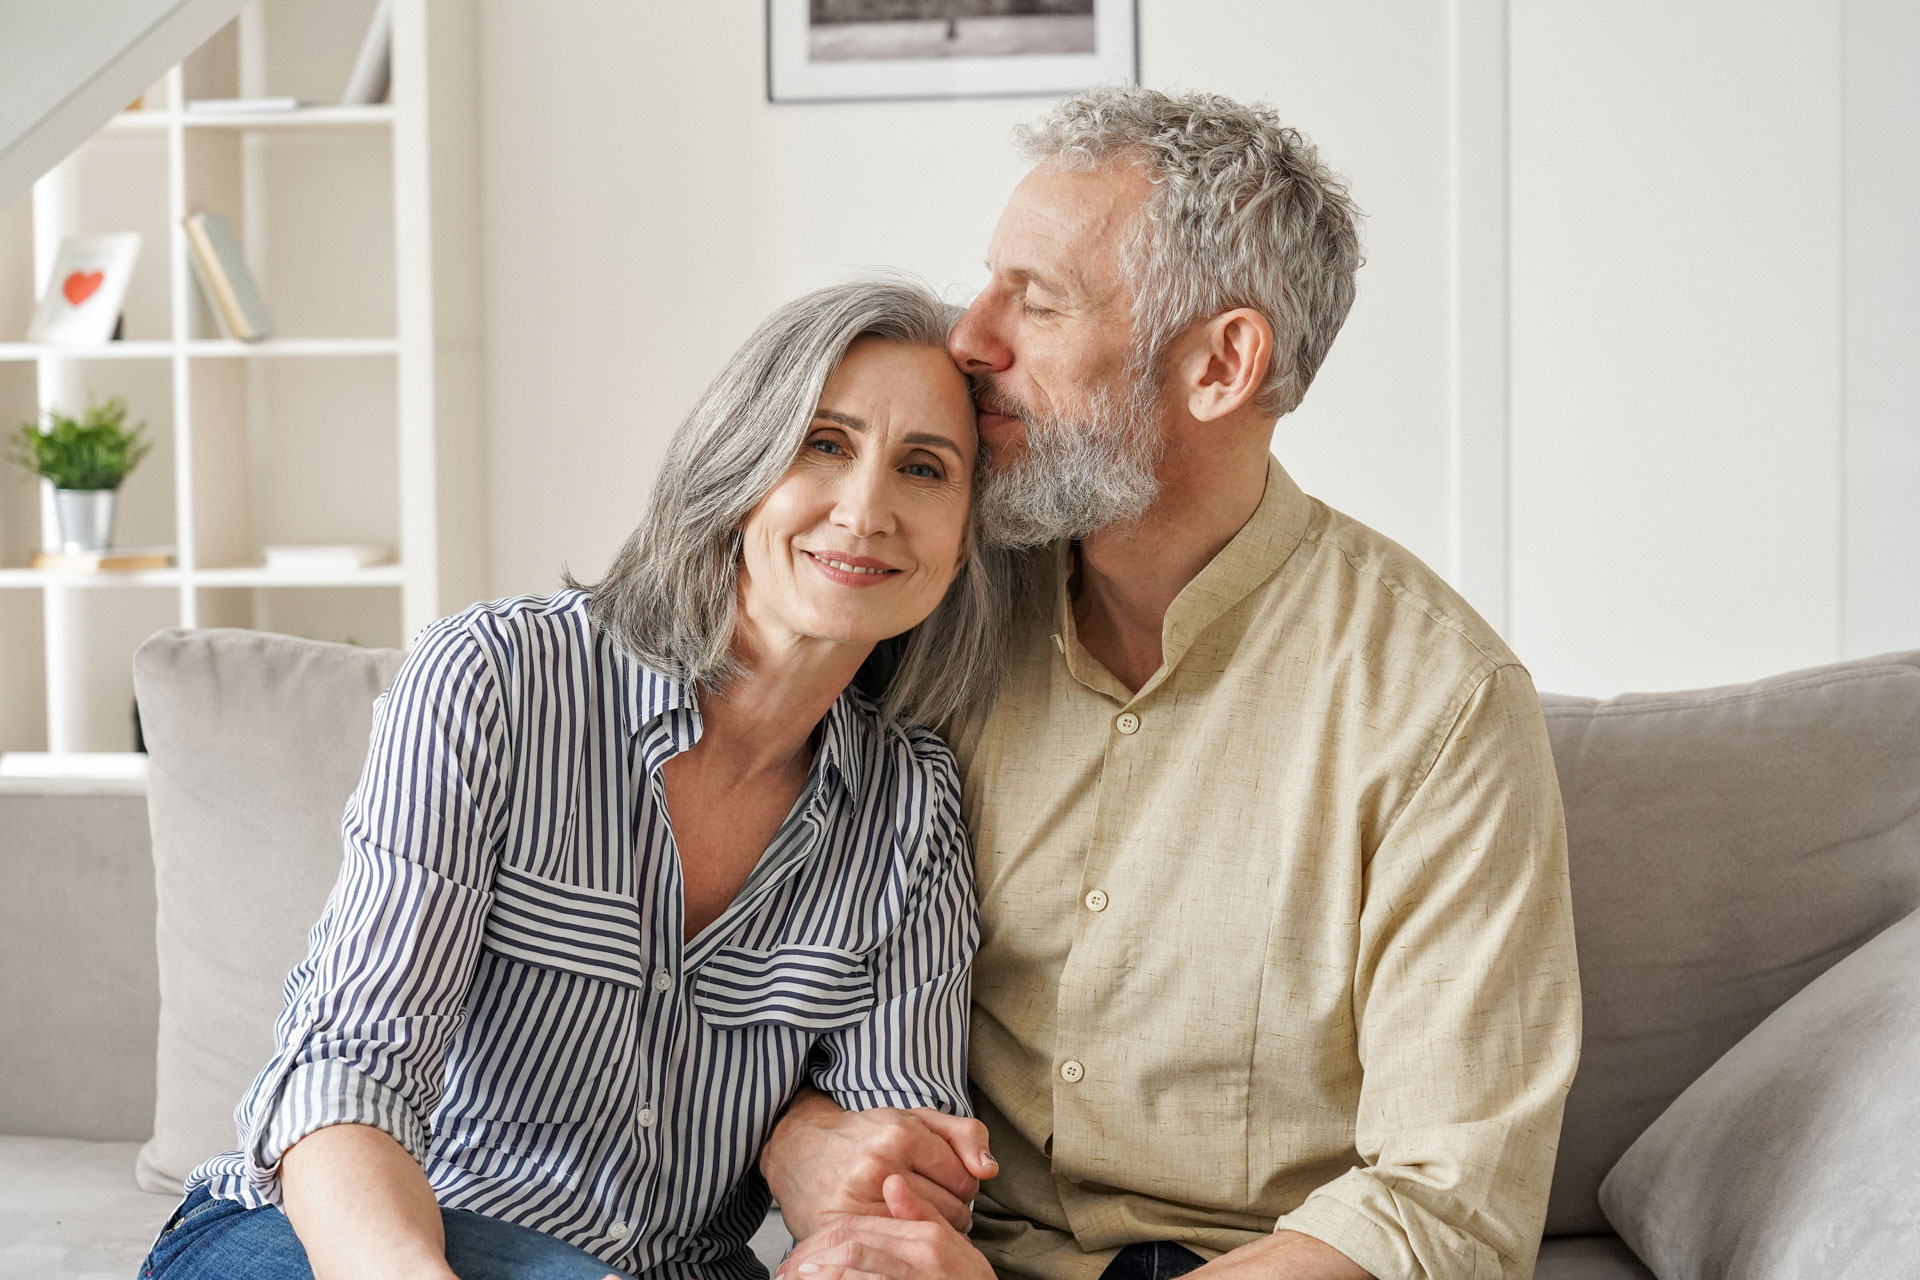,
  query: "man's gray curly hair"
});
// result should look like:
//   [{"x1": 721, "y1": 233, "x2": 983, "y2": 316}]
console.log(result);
[{"x1": 1015, "y1": 85, "x2": 1365, "y2": 417}]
